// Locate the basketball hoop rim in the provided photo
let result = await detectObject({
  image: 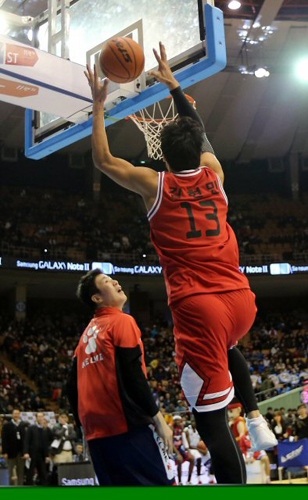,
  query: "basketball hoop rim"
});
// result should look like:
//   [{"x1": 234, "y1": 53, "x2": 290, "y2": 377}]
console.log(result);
[{"x1": 126, "y1": 93, "x2": 196, "y2": 123}]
